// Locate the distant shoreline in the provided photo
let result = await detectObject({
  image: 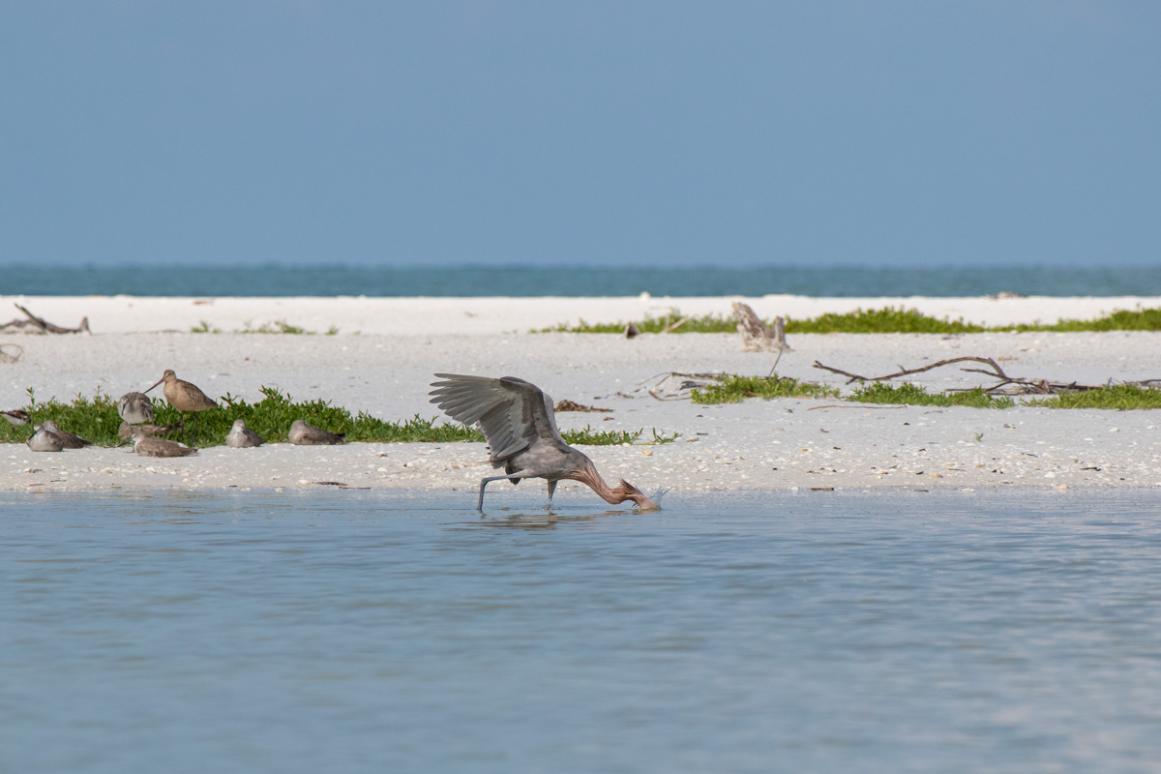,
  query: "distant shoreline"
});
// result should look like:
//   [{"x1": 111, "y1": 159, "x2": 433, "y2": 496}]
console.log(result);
[{"x1": 2, "y1": 294, "x2": 1159, "y2": 335}]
